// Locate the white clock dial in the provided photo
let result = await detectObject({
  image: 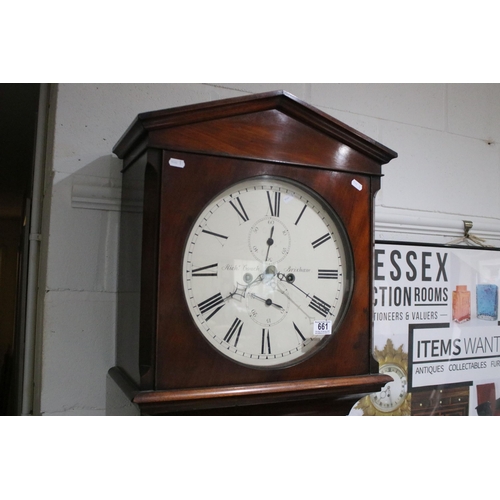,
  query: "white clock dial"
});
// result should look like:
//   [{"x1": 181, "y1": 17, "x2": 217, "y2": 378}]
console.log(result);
[
  {"x1": 182, "y1": 176, "x2": 353, "y2": 368},
  {"x1": 369, "y1": 363, "x2": 408, "y2": 412}
]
